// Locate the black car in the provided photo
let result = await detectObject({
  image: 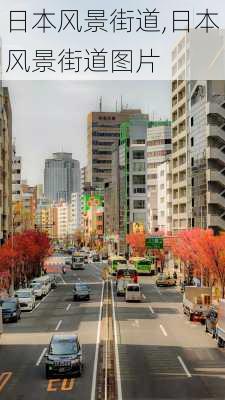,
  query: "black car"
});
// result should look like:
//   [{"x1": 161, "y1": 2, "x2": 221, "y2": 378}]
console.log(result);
[
  {"x1": 92, "y1": 254, "x2": 100, "y2": 262},
  {"x1": 73, "y1": 283, "x2": 90, "y2": 301},
  {"x1": 45, "y1": 334, "x2": 83, "y2": 378},
  {"x1": 1, "y1": 298, "x2": 21, "y2": 322}
]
